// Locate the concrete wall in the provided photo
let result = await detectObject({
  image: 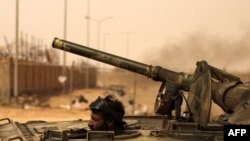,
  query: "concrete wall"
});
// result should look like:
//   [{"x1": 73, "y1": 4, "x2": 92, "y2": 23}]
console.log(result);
[{"x1": 0, "y1": 57, "x2": 97, "y2": 105}]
